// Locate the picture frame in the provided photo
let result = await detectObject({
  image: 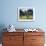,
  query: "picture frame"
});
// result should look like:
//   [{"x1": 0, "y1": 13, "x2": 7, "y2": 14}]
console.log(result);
[{"x1": 17, "y1": 7, "x2": 35, "y2": 21}]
